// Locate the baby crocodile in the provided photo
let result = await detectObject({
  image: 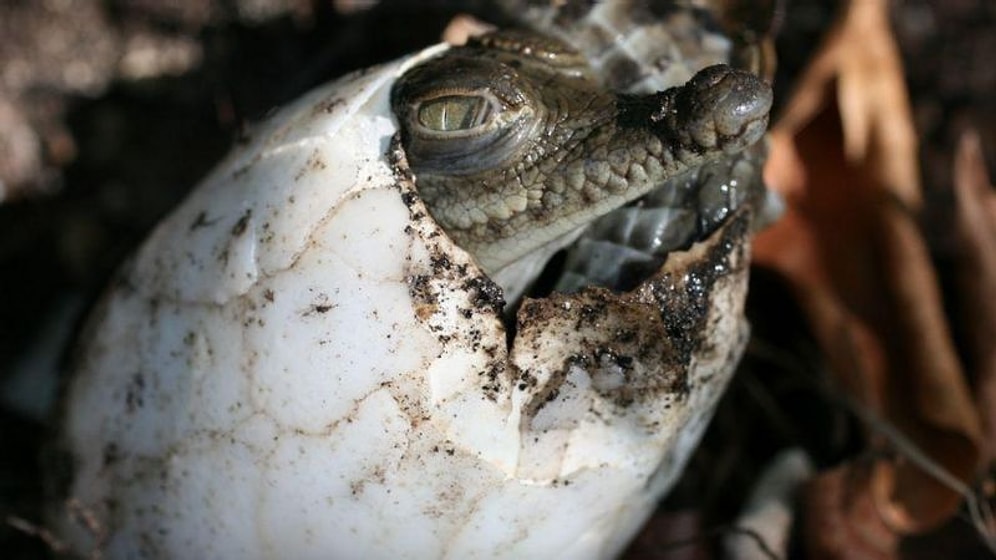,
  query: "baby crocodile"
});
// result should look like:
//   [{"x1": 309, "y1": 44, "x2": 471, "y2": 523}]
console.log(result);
[{"x1": 392, "y1": 30, "x2": 771, "y2": 299}]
